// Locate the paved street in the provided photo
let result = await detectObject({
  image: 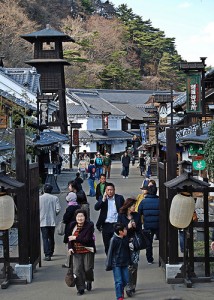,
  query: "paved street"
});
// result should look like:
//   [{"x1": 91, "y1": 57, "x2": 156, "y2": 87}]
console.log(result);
[{"x1": 1, "y1": 161, "x2": 214, "y2": 299}]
